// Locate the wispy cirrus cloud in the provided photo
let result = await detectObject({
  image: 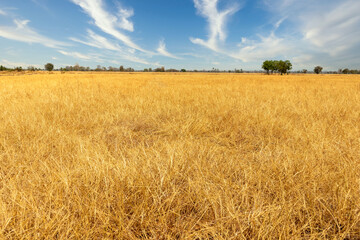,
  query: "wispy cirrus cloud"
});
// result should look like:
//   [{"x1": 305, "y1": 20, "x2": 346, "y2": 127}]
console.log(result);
[
  {"x1": 0, "y1": 9, "x2": 7, "y2": 16},
  {"x1": 157, "y1": 39, "x2": 181, "y2": 59},
  {"x1": 116, "y1": 4, "x2": 134, "y2": 32},
  {"x1": 300, "y1": 0, "x2": 360, "y2": 56},
  {"x1": 70, "y1": 0, "x2": 147, "y2": 52},
  {"x1": 70, "y1": 29, "x2": 122, "y2": 51},
  {"x1": 69, "y1": 29, "x2": 155, "y2": 65},
  {"x1": 0, "y1": 59, "x2": 42, "y2": 68},
  {"x1": 231, "y1": 33, "x2": 294, "y2": 62},
  {"x1": 0, "y1": 18, "x2": 68, "y2": 48},
  {"x1": 58, "y1": 50, "x2": 98, "y2": 61},
  {"x1": 190, "y1": 0, "x2": 240, "y2": 51},
  {"x1": 262, "y1": 0, "x2": 360, "y2": 58}
]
